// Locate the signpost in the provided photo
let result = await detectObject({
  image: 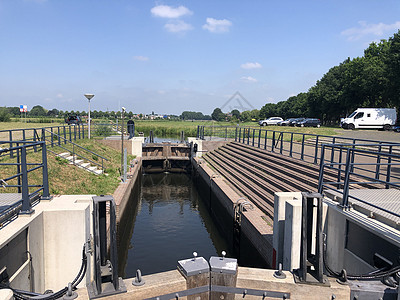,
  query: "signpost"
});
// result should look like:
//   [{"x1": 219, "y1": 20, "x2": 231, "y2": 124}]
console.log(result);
[{"x1": 19, "y1": 105, "x2": 27, "y2": 122}]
